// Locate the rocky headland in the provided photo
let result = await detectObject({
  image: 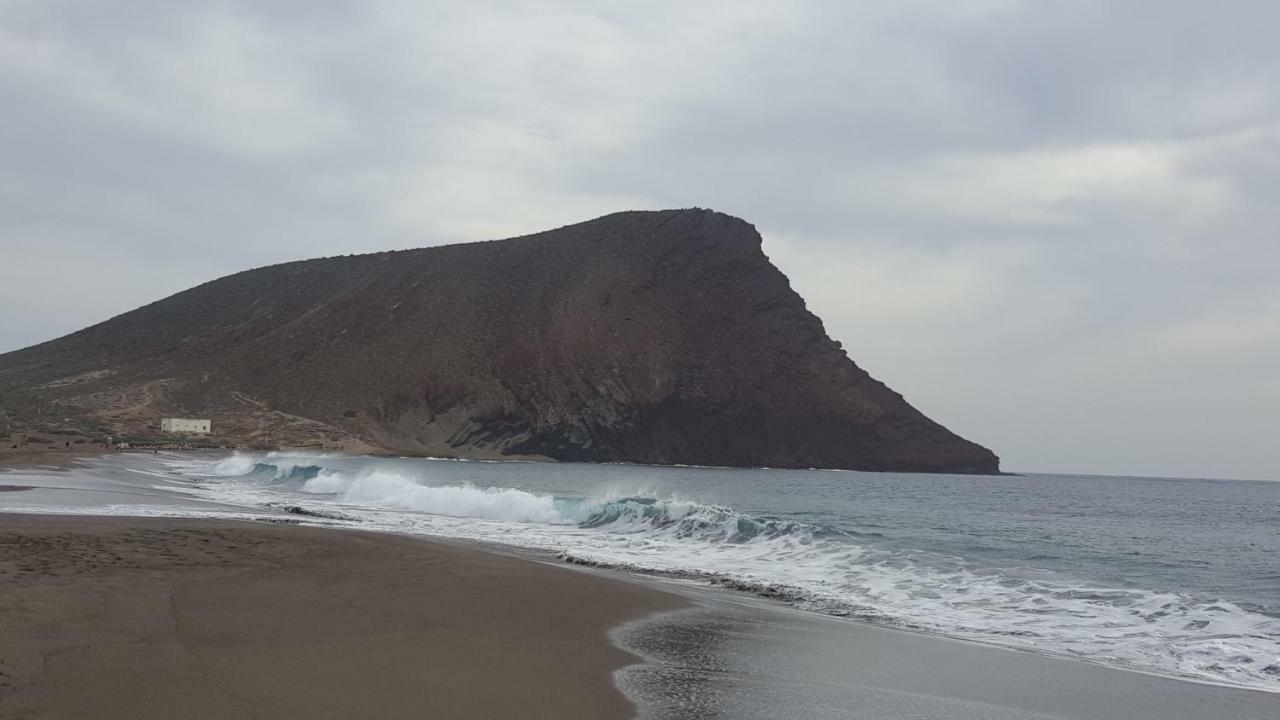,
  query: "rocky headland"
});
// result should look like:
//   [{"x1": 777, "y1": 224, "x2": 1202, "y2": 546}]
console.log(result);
[{"x1": 0, "y1": 209, "x2": 998, "y2": 473}]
